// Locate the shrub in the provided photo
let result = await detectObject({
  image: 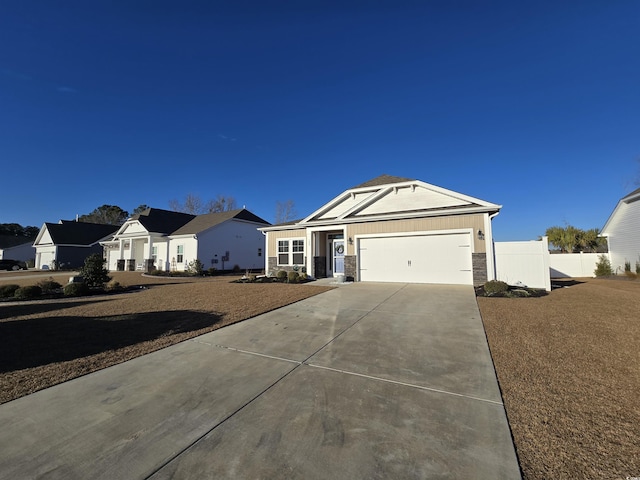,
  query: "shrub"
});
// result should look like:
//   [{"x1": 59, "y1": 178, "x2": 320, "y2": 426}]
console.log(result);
[
  {"x1": 37, "y1": 277, "x2": 62, "y2": 293},
  {"x1": 64, "y1": 282, "x2": 89, "y2": 296},
  {"x1": 287, "y1": 271, "x2": 299, "y2": 283},
  {"x1": 0, "y1": 284, "x2": 20, "y2": 298},
  {"x1": 207, "y1": 267, "x2": 217, "y2": 276},
  {"x1": 483, "y1": 280, "x2": 509, "y2": 295},
  {"x1": 186, "y1": 259, "x2": 205, "y2": 275},
  {"x1": 299, "y1": 273, "x2": 308, "y2": 282},
  {"x1": 276, "y1": 270, "x2": 288, "y2": 282},
  {"x1": 636, "y1": 259, "x2": 640, "y2": 275},
  {"x1": 594, "y1": 254, "x2": 613, "y2": 277},
  {"x1": 249, "y1": 274, "x2": 257, "y2": 282},
  {"x1": 624, "y1": 260, "x2": 631, "y2": 272},
  {"x1": 105, "y1": 280, "x2": 124, "y2": 292},
  {"x1": 14, "y1": 285, "x2": 43, "y2": 300},
  {"x1": 232, "y1": 264, "x2": 241, "y2": 273},
  {"x1": 79, "y1": 253, "x2": 111, "y2": 288}
]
